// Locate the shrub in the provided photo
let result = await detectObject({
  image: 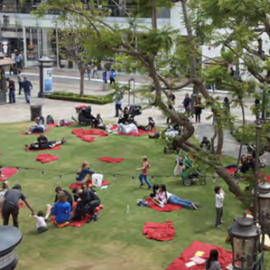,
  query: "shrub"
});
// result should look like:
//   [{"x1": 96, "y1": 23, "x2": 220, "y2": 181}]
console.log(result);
[{"x1": 45, "y1": 91, "x2": 114, "y2": 105}]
